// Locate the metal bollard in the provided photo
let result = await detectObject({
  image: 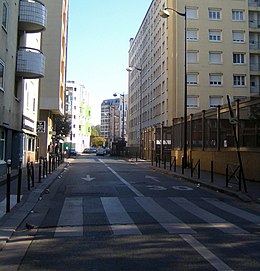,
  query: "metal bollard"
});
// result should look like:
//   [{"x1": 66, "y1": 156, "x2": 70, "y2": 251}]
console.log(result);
[
  {"x1": 239, "y1": 169, "x2": 242, "y2": 191},
  {"x1": 39, "y1": 157, "x2": 42, "y2": 182},
  {"x1": 6, "y1": 159, "x2": 11, "y2": 213},
  {"x1": 182, "y1": 157, "x2": 185, "y2": 175},
  {"x1": 31, "y1": 161, "x2": 34, "y2": 187},
  {"x1": 42, "y1": 157, "x2": 46, "y2": 178},
  {"x1": 225, "y1": 165, "x2": 229, "y2": 188},
  {"x1": 17, "y1": 158, "x2": 22, "y2": 203},
  {"x1": 198, "y1": 160, "x2": 201, "y2": 179},
  {"x1": 27, "y1": 162, "x2": 31, "y2": 191},
  {"x1": 211, "y1": 161, "x2": 214, "y2": 183},
  {"x1": 49, "y1": 157, "x2": 51, "y2": 174},
  {"x1": 44, "y1": 157, "x2": 47, "y2": 178},
  {"x1": 191, "y1": 159, "x2": 194, "y2": 177},
  {"x1": 52, "y1": 156, "x2": 55, "y2": 171}
]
